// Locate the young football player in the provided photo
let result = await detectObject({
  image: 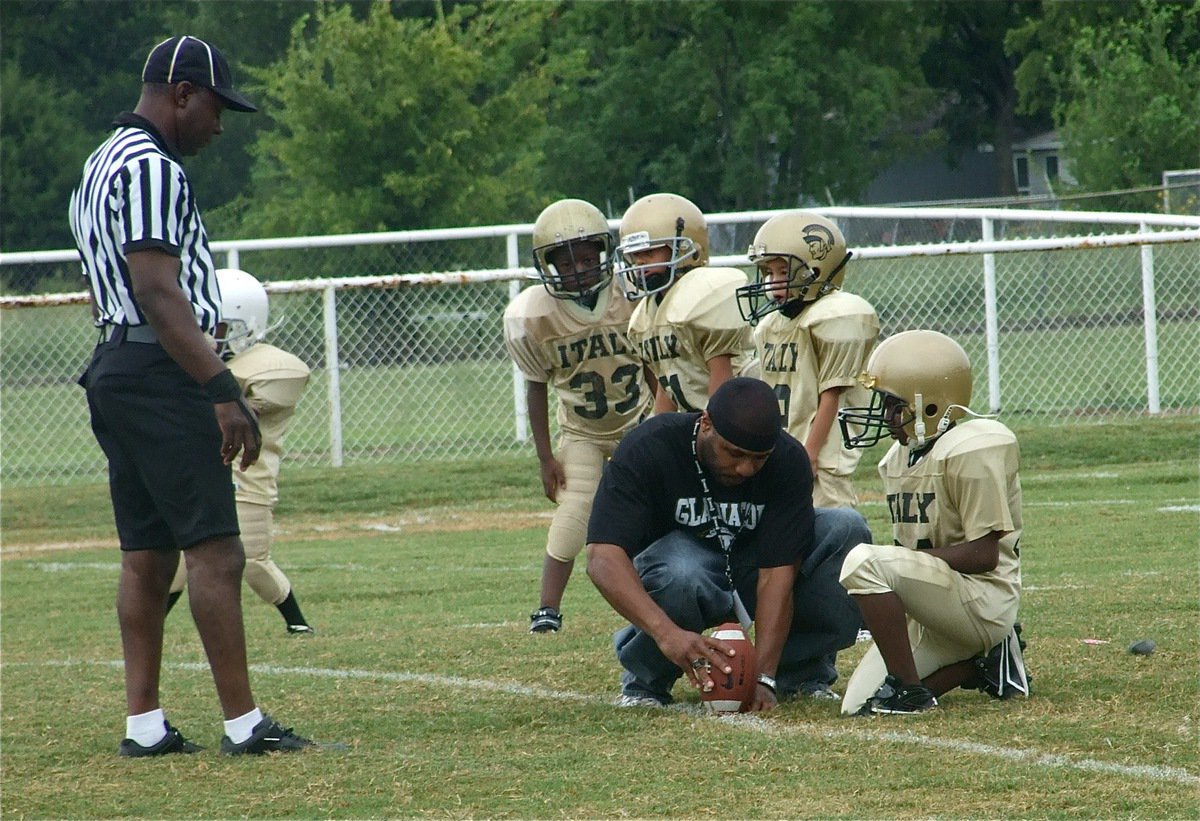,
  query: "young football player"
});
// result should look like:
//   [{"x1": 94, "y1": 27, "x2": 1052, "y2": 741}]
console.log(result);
[
  {"x1": 836, "y1": 330, "x2": 1029, "y2": 715},
  {"x1": 736, "y1": 211, "x2": 879, "y2": 509},
  {"x1": 503, "y1": 199, "x2": 653, "y2": 633},
  {"x1": 616, "y1": 193, "x2": 752, "y2": 413},
  {"x1": 166, "y1": 268, "x2": 315, "y2": 635}
]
